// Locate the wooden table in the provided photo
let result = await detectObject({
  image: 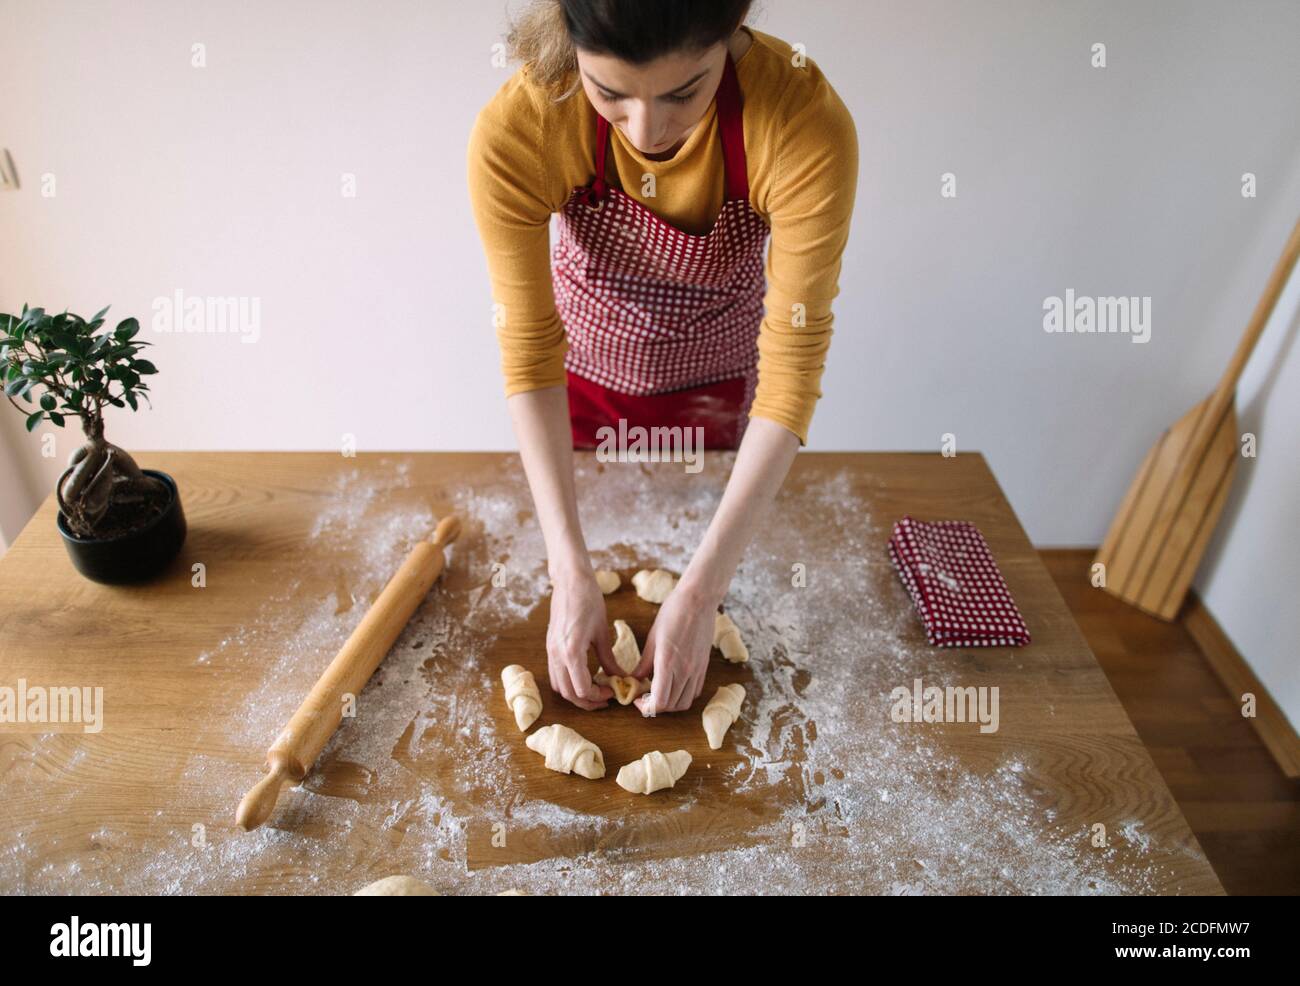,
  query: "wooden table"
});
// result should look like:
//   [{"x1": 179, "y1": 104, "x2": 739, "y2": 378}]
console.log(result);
[{"x1": 0, "y1": 452, "x2": 1223, "y2": 894}]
